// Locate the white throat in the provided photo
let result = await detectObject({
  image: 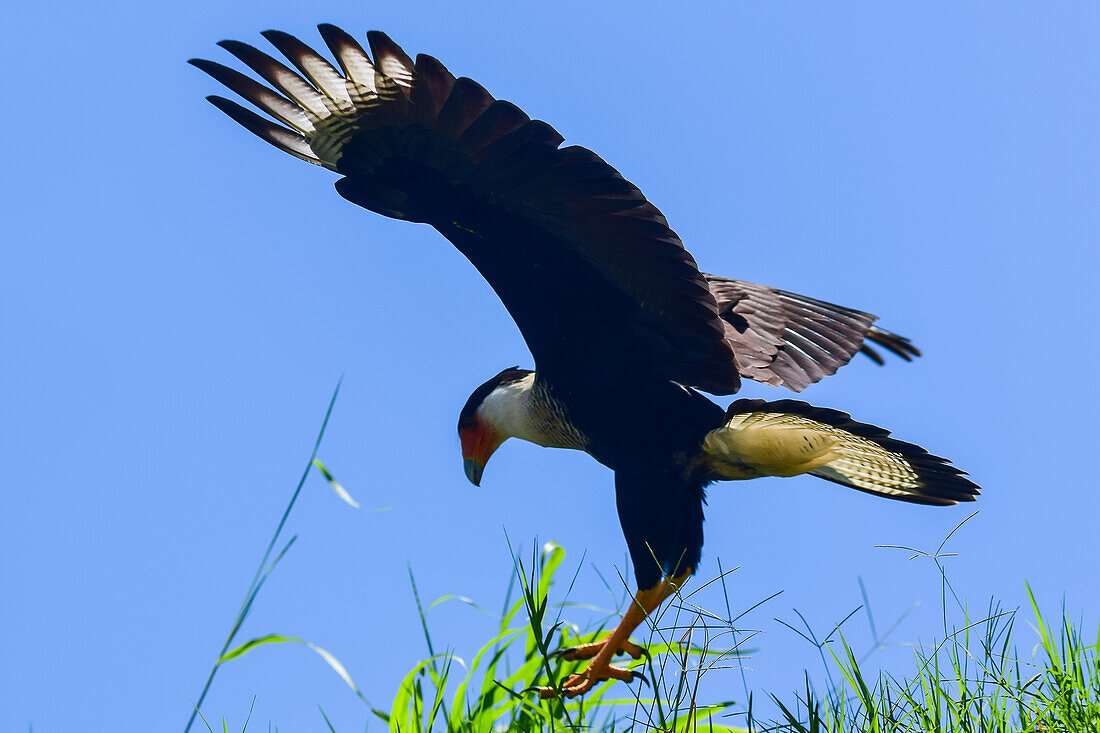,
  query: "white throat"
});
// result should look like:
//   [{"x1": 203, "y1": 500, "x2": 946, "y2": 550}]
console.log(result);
[
  {"x1": 478, "y1": 373, "x2": 589, "y2": 451},
  {"x1": 478, "y1": 372, "x2": 549, "y2": 446}
]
